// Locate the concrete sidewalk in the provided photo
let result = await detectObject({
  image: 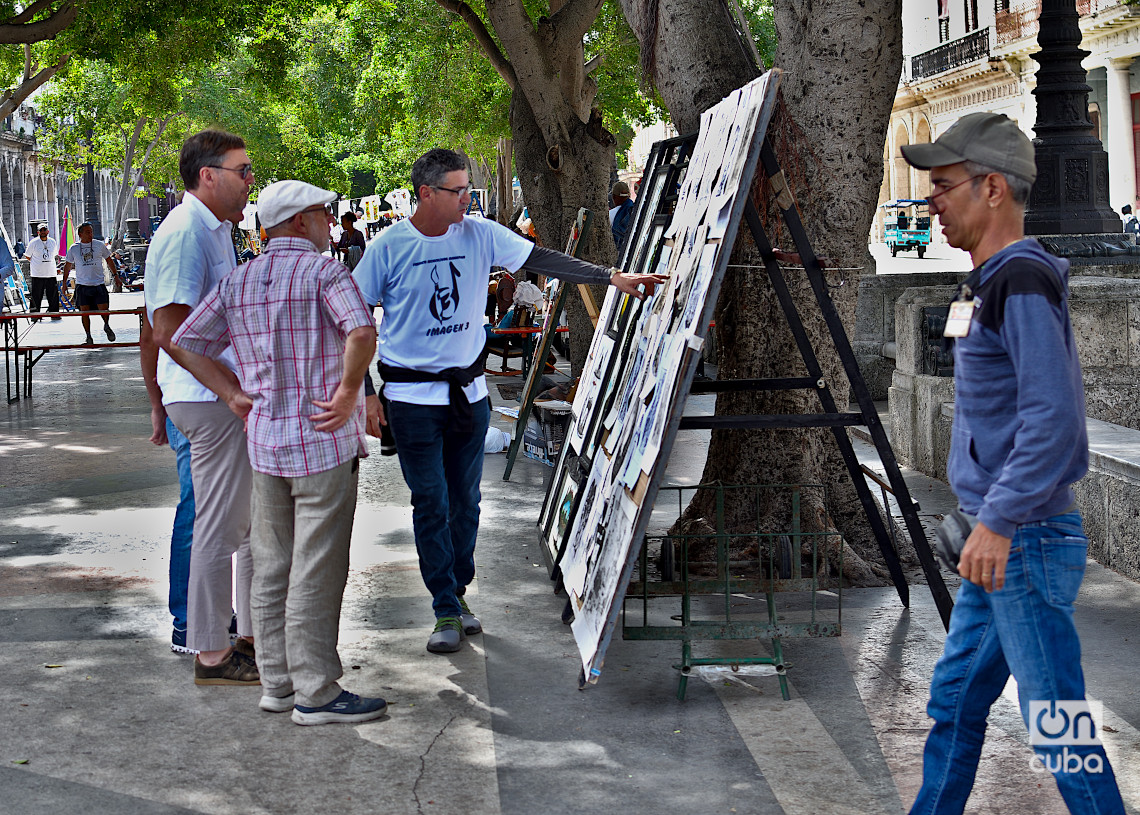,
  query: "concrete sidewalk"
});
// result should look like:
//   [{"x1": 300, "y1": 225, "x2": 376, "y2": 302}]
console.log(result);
[{"x1": 2, "y1": 346, "x2": 1138, "y2": 815}]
